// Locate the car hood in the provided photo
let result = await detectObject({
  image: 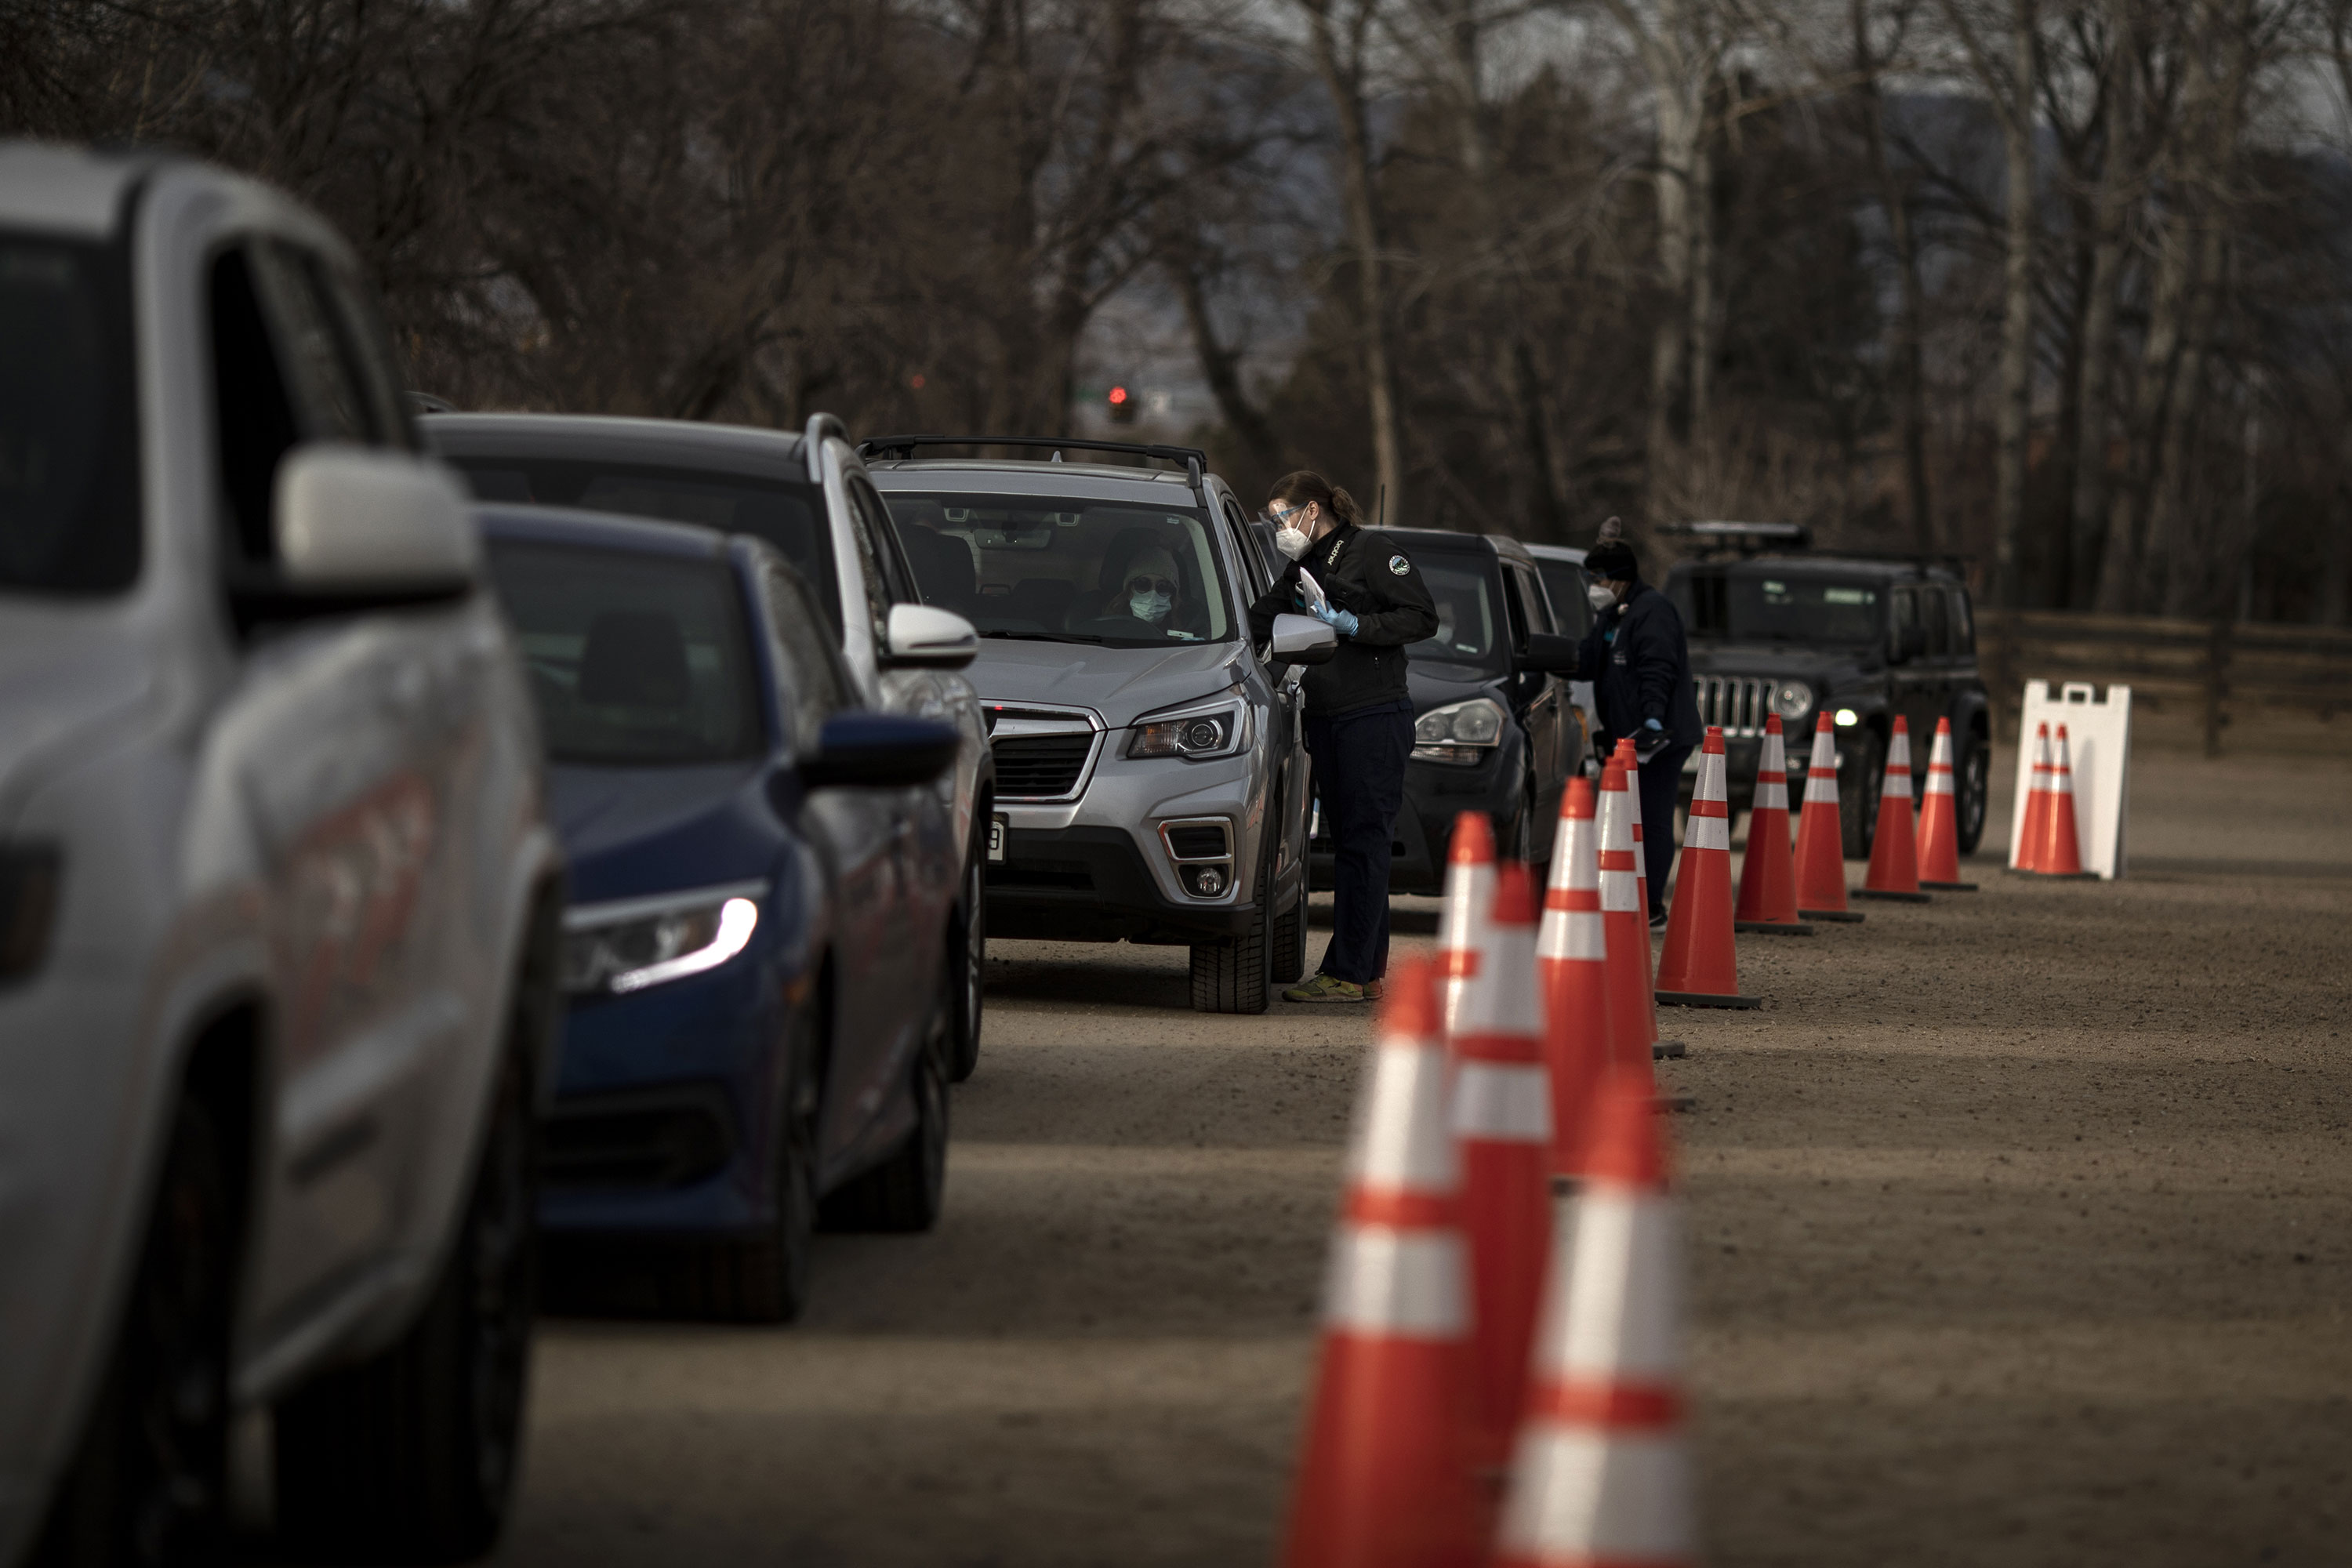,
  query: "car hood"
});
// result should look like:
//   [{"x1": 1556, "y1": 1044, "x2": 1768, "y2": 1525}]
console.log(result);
[
  {"x1": 1685, "y1": 641, "x2": 1881, "y2": 682},
  {"x1": 1405, "y1": 661, "x2": 1505, "y2": 714},
  {"x1": 967, "y1": 638, "x2": 1249, "y2": 728},
  {"x1": 549, "y1": 760, "x2": 780, "y2": 906},
  {"x1": 0, "y1": 610, "x2": 158, "y2": 830}
]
